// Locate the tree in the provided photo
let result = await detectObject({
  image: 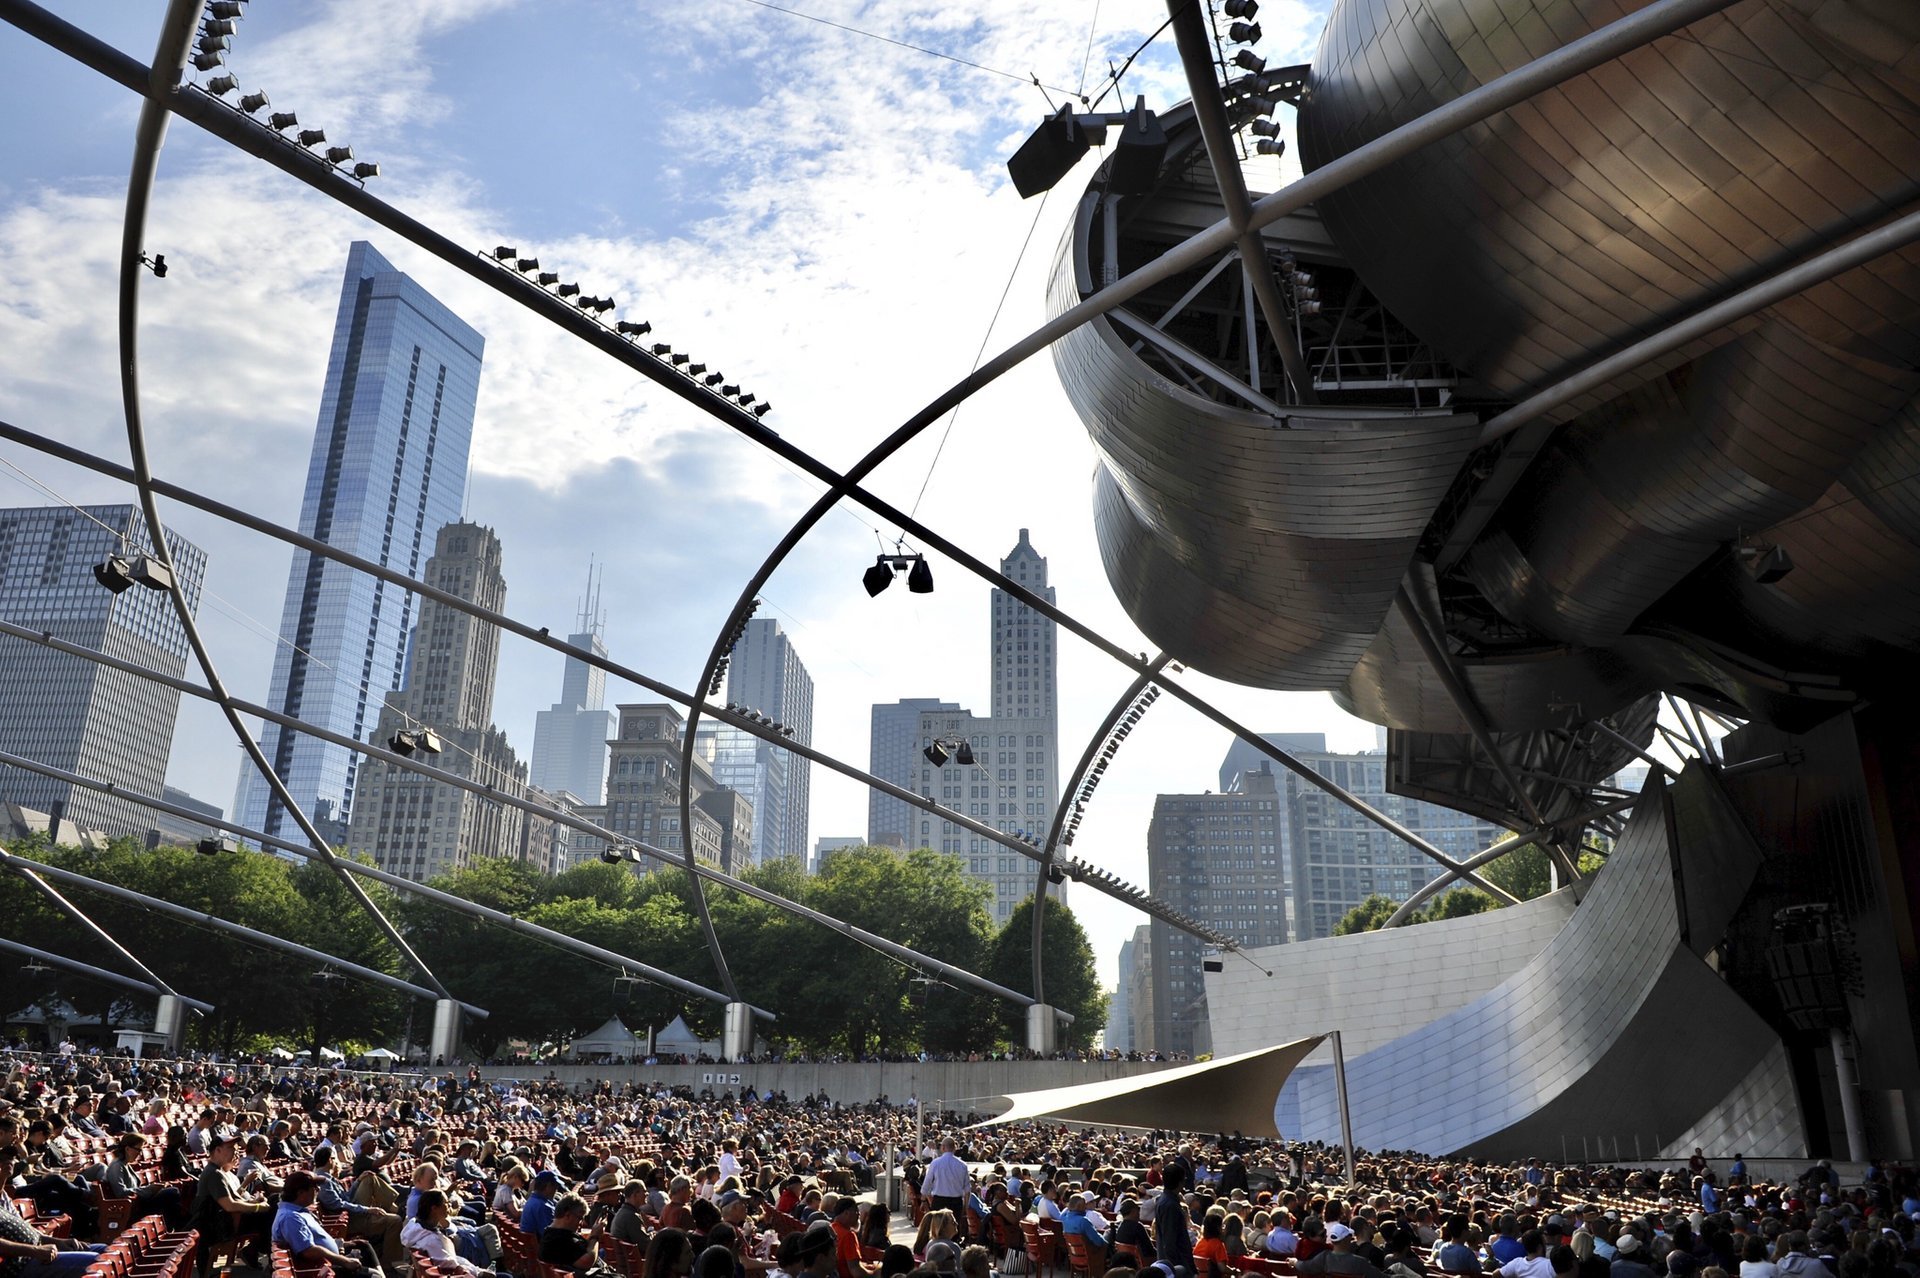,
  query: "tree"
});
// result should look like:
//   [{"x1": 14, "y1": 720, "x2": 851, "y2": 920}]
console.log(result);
[
  {"x1": 1331, "y1": 893, "x2": 1401, "y2": 935},
  {"x1": 1425, "y1": 887, "x2": 1497, "y2": 921},
  {"x1": 1482, "y1": 843, "x2": 1606, "y2": 901},
  {"x1": 984, "y1": 895, "x2": 1106, "y2": 1050}
]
